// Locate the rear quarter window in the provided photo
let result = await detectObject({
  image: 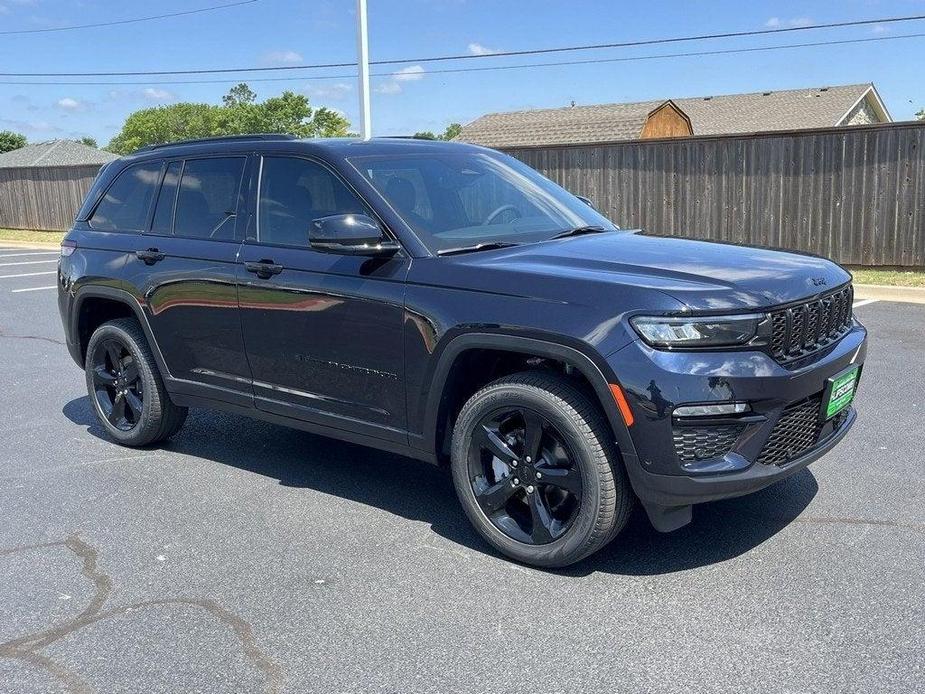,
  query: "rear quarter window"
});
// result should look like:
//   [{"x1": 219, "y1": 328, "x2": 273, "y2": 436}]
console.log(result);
[{"x1": 89, "y1": 162, "x2": 162, "y2": 232}]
